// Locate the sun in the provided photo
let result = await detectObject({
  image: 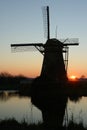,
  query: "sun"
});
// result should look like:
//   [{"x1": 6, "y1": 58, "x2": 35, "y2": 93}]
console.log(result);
[{"x1": 69, "y1": 75, "x2": 77, "y2": 81}]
